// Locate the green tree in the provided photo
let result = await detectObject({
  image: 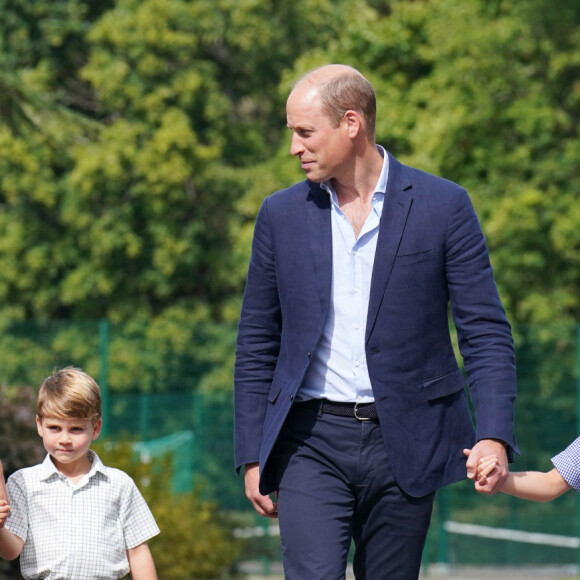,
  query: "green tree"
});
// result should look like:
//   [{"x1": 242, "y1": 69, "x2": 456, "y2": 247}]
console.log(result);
[{"x1": 0, "y1": 0, "x2": 365, "y2": 397}]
